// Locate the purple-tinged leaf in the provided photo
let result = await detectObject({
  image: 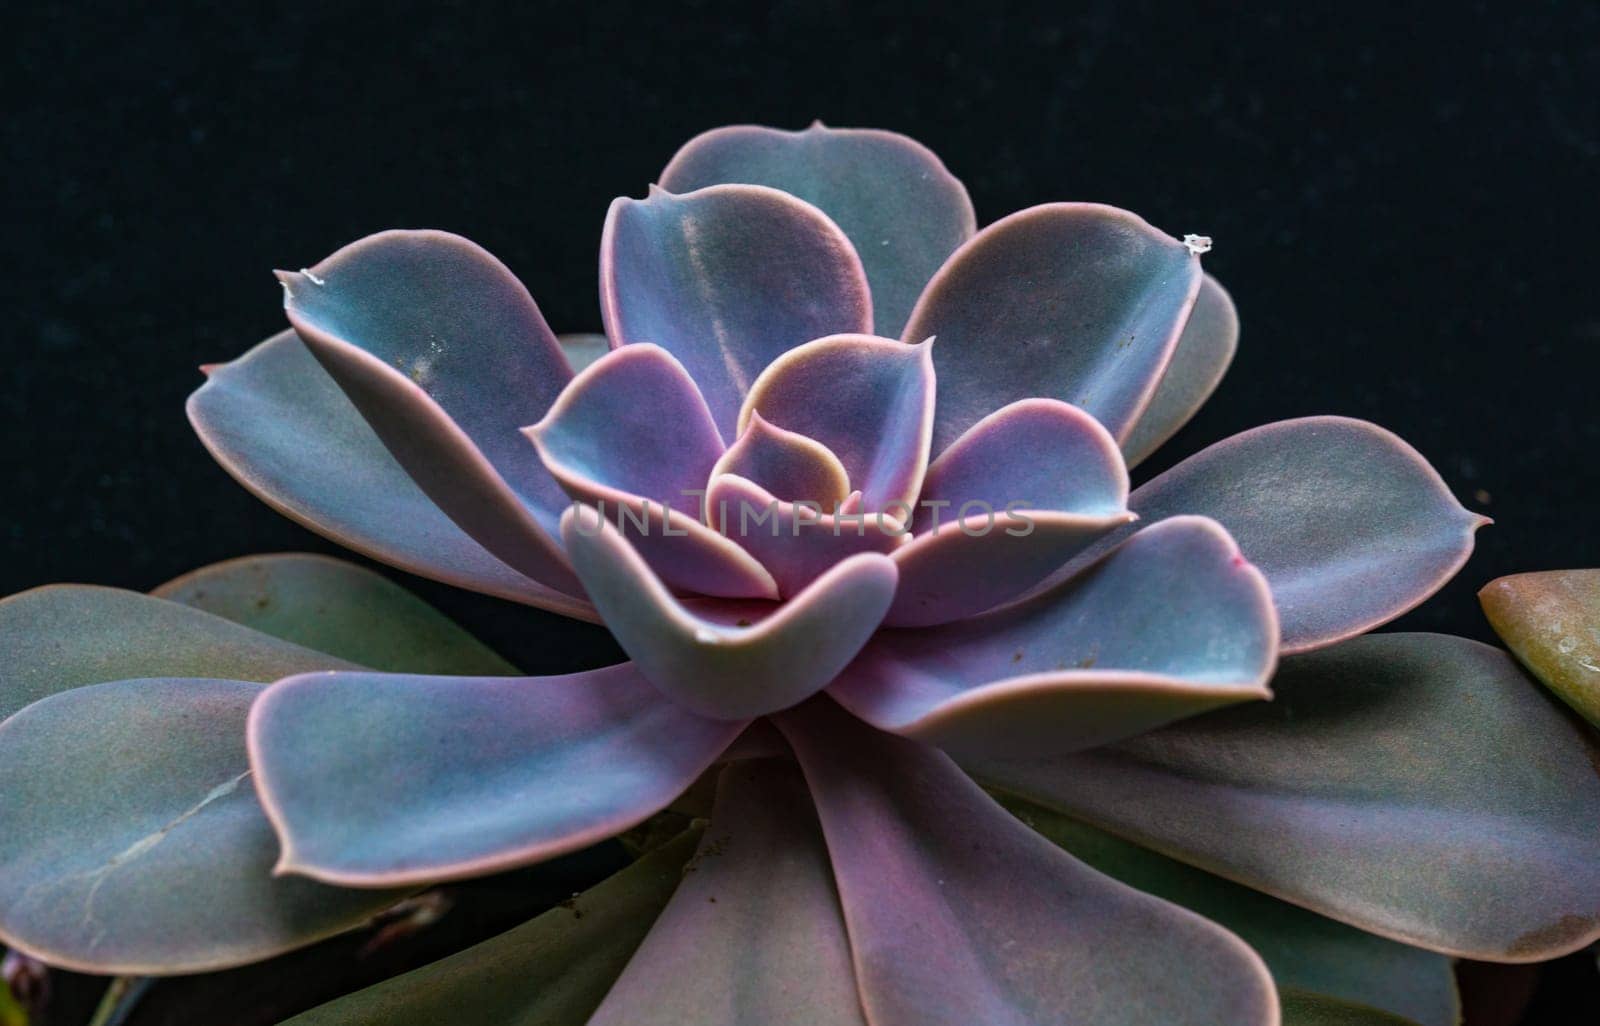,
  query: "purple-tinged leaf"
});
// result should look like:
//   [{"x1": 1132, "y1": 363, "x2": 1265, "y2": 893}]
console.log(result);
[
  {"x1": 602, "y1": 184, "x2": 872, "y2": 437},
  {"x1": 188, "y1": 330, "x2": 595, "y2": 619},
  {"x1": 0, "y1": 584, "x2": 355, "y2": 723},
  {"x1": 911, "y1": 398, "x2": 1129, "y2": 530},
  {"x1": 525, "y1": 344, "x2": 775, "y2": 598},
  {"x1": 561, "y1": 507, "x2": 897, "y2": 720},
  {"x1": 776, "y1": 699, "x2": 1278, "y2": 1026},
  {"x1": 884, "y1": 397, "x2": 1133, "y2": 626},
  {"x1": 281, "y1": 232, "x2": 579, "y2": 589},
  {"x1": 884, "y1": 513, "x2": 1135, "y2": 628},
  {"x1": 0, "y1": 678, "x2": 404, "y2": 973},
  {"x1": 740, "y1": 334, "x2": 935, "y2": 512},
  {"x1": 710, "y1": 411, "x2": 851, "y2": 507},
  {"x1": 1480, "y1": 569, "x2": 1600, "y2": 726},
  {"x1": 660, "y1": 122, "x2": 975, "y2": 338},
  {"x1": 903, "y1": 203, "x2": 1202, "y2": 453},
  {"x1": 278, "y1": 828, "x2": 704, "y2": 1026},
  {"x1": 528, "y1": 344, "x2": 724, "y2": 518},
  {"x1": 1122, "y1": 274, "x2": 1239, "y2": 467},
  {"x1": 706, "y1": 474, "x2": 906, "y2": 598},
  {"x1": 249, "y1": 665, "x2": 743, "y2": 887},
  {"x1": 1127, "y1": 416, "x2": 1486, "y2": 653},
  {"x1": 152, "y1": 553, "x2": 516, "y2": 676},
  {"x1": 590, "y1": 761, "x2": 866, "y2": 1026},
  {"x1": 976, "y1": 633, "x2": 1600, "y2": 961},
  {"x1": 834, "y1": 516, "x2": 1277, "y2": 758},
  {"x1": 1004, "y1": 800, "x2": 1458, "y2": 1026}
]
